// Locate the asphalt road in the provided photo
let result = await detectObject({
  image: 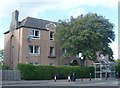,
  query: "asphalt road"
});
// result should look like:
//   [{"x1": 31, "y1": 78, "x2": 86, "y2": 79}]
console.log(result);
[{"x1": 1, "y1": 78, "x2": 120, "y2": 88}]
